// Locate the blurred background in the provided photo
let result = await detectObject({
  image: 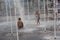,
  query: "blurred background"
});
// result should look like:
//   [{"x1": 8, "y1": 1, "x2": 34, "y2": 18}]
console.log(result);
[{"x1": 0, "y1": 0, "x2": 60, "y2": 40}]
